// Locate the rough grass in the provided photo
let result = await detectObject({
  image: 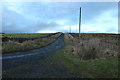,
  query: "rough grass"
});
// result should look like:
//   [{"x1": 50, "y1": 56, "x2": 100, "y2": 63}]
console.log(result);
[
  {"x1": 2, "y1": 33, "x2": 61, "y2": 54},
  {"x1": 67, "y1": 33, "x2": 119, "y2": 60},
  {"x1": 47, "y1": 33, "x2": 119, "y2": 78}
]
